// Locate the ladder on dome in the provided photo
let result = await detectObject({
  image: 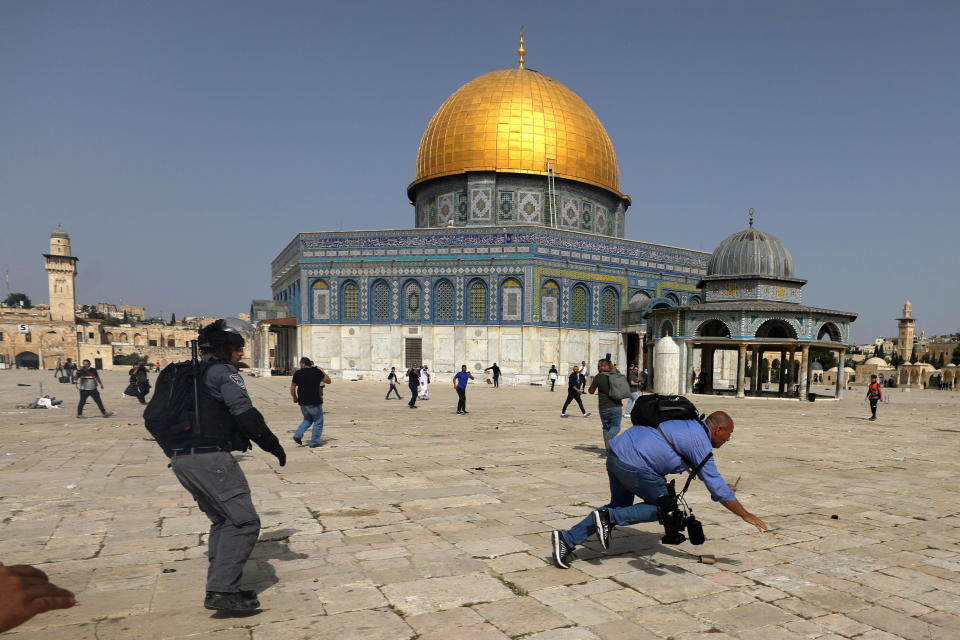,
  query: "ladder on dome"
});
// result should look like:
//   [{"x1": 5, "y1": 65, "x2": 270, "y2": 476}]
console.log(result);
[{"x1": 546, "y1": 160, "x2": 557, "y2": 228}]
